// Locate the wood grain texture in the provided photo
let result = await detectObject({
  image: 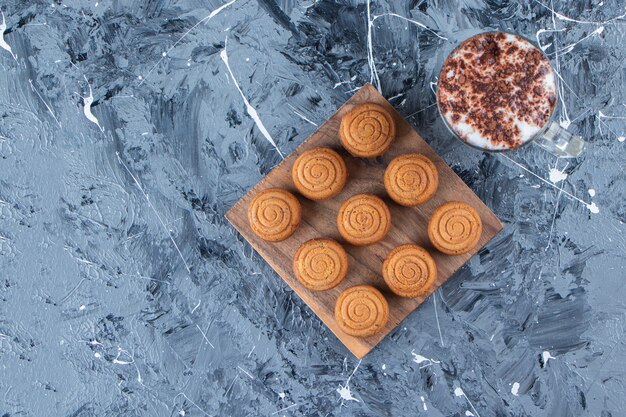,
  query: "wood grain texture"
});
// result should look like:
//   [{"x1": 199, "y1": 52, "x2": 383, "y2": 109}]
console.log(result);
[{"x1": 226, "y1": 84, "x2": 503, "y2": 358}]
